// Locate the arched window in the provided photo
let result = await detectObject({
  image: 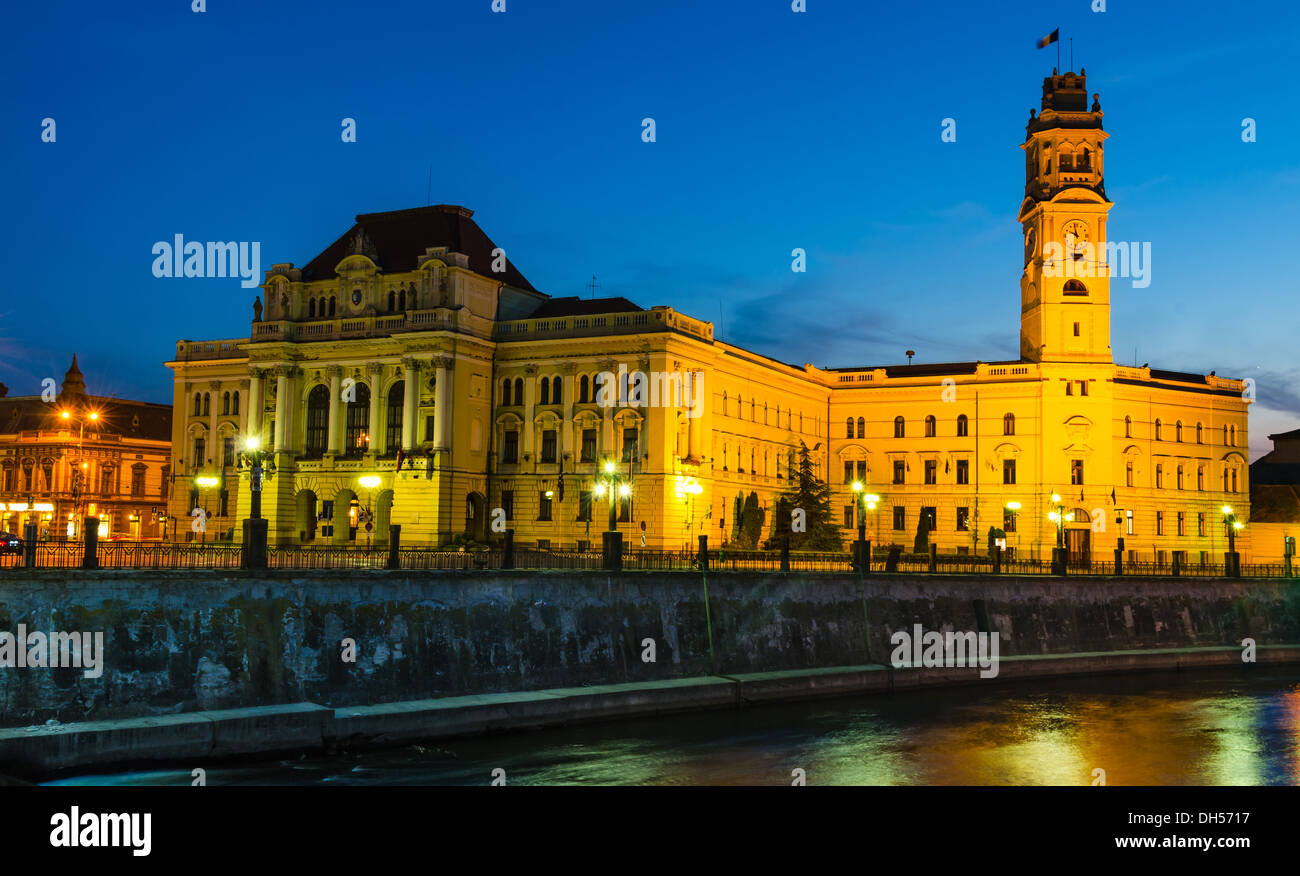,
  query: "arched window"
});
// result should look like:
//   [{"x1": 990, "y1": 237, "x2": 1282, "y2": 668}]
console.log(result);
[
  {"x1": 387, "y1": 290, "x2": 396, "y2": 312},
  {"x1": 856, "y1": 417, "x2": 865, "y2": 439},
  {"x1": 540, "y1": 377, "x2": 550, "y2": 406},
  {"x1": 309, "y1": 298, "x2": 317, "y2": 318},
  {"x1": 222, "y1": 392, "x2": 230, "y2": 415},
  {"x1": 1196, "y1": 422, "x2": 1203, "y2": 444},
  {"x1": 386, "y1": 382, "x2": 404, "y2": 455},
  {"x1": 925, "y1": 415, "x2": 937, "y2": 437},
  {"x1": 1124, "y1": 415, "x2": 1132, "y2": 438},
  {"x1": 1063, "y1": 279, "x2": 1088, "y2": 295},
  {"x1": 502, "y1": 379, "x2": 512, "y2": 406},
  {"x1": 193, "y1": 393, "x2": 202, "y2": 416},
  {"x1": 345, "y1": 382, "x2": 370, "y2": 455},
  {"x1": 893, "y1": 416, "x2": 905, "y2": 438},
  {"x1": 552, "y1": 376, "x2": 562, "y2": 405},
  {"x1": 232, "y1": 391, "x2": 239, "y2": 415},
  {"x1": 1155, "y1": 419, "x2": 1162, "y2": 441},
  {"x1": 329, "y1": 297, "x2": 336, "y2": 316},
  {"x1": 1175, "y1": 421, "x2": 1183, "y2": 442},
  {"x1": 594, "y1": 373, "x2": 605, "y2": 403},
  {"x1": 202, "y1": 393, "x2": 210, "y2": 416},
  {"x1": 1003, "y1": 413, "x2": 1015, "y2": 436},
  {"x1": 580, "y1": 375, "x2": 590, "y2": 404},
  {"x1": 398, "y1": 289, "x2": 406, "y2": 311},
  {"x1": 514, "y1": 378, "x2": 523, "y2": 404},
  {"x1": 1229, "y1": 425, "x2": 1237, "y2": 446},
  {"x1": 305, "y1": 385, "x2": 330, "y2": 456},
  {"x1": 846, "y1": 417, "x2": 854, "y2": 438},
  {"x1": 957, "y1": 414, "x2": 968, "y2": 437},
  {"x1": 1223, "y1": 425, "x2": 1229, "y2": 445}
]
